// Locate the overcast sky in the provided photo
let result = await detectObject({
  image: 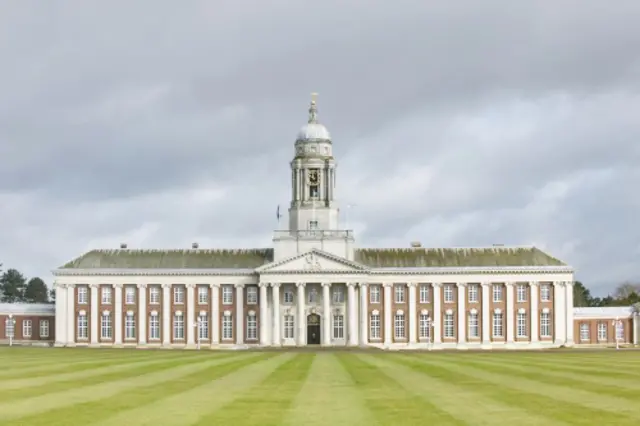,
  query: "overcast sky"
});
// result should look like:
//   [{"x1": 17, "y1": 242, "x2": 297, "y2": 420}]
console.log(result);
[{"x1": 1, "y1": 1, "x2": 639, "y2": 295}]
